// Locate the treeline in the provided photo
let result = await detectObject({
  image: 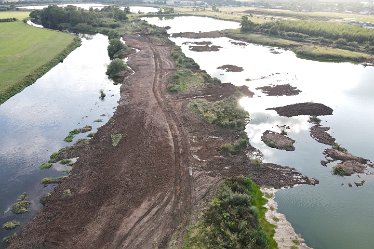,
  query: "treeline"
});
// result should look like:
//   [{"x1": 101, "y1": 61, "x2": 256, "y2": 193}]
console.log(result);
[
  {"x1": 259, "y1": 20, "x2": 374, "y2": 45},
  {"x1": 240, "y1": 17, "x2": 374, "y2": 53},
  {"x1": 30, "y1": 5, "x2": 129, "y2": 33}
]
